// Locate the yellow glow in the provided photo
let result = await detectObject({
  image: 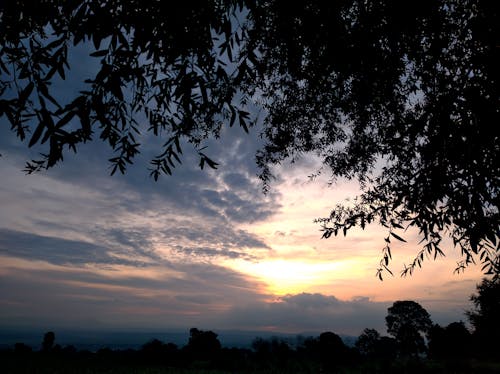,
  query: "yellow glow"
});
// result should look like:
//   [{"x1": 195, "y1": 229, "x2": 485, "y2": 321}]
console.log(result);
[{"x1": 229, "y1": 259, "x2": 367, "y2": 295}]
